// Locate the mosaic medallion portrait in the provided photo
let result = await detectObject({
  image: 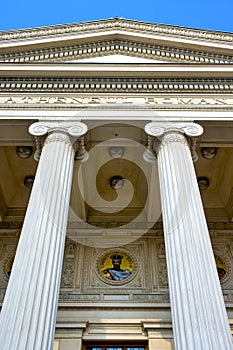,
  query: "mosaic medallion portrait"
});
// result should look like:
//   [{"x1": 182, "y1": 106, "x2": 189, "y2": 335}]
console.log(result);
[
  {"x1": 214, "y1": 254, "x2": 227, "y2": 281},
  {"x1": 98, "y1": 250, "x2": 136, "y2": 284}
]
